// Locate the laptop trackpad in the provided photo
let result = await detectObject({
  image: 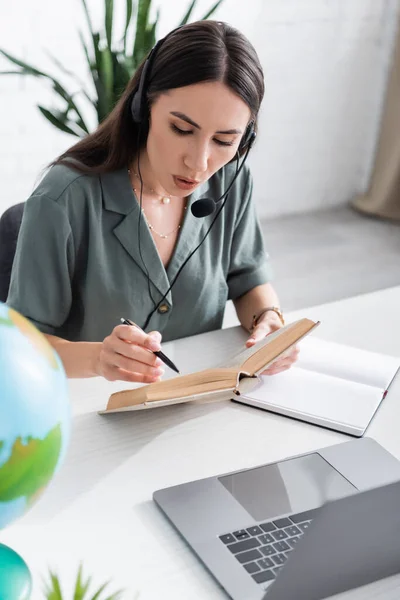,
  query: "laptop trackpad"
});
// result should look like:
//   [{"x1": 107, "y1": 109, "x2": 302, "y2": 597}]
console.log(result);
[{"x1": 219, "y1": 453, "x2": 357, "y2": 522}]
